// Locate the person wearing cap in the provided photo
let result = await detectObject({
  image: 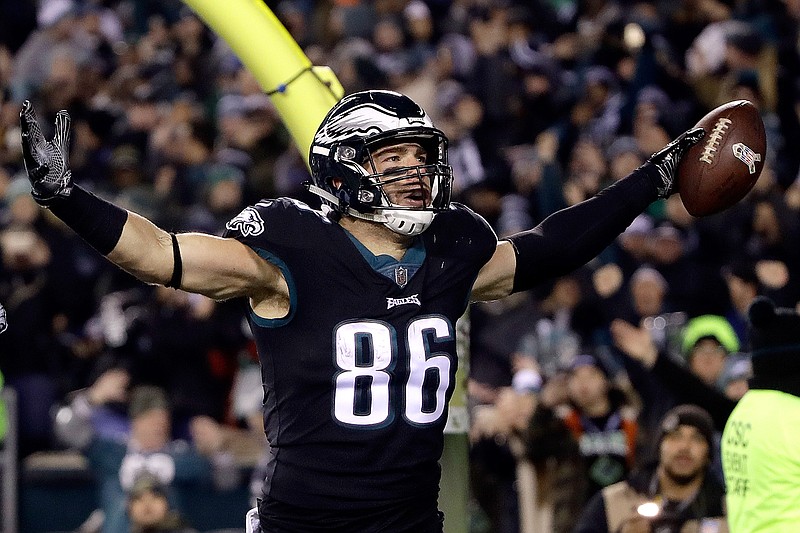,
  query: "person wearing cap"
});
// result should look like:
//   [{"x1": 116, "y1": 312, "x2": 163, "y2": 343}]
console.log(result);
[
  {"x1": 575, "y1": 404, "x2": 728, "y2": 533},
  {"x1": 680, "y1": 315, "x2": 740, "y2": 390},
  {"x1": 722, "y1": 297, "x2": 800, "y2": 532}
]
